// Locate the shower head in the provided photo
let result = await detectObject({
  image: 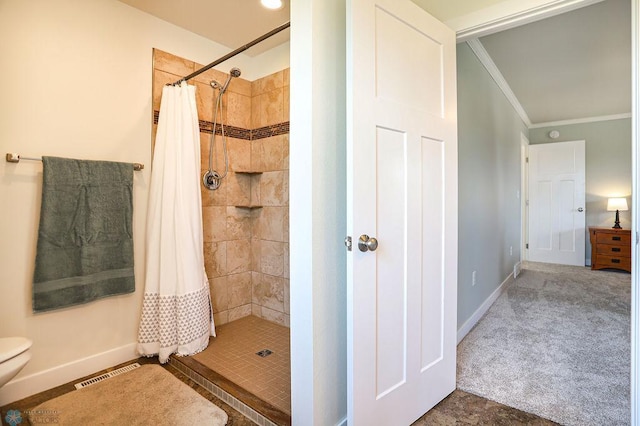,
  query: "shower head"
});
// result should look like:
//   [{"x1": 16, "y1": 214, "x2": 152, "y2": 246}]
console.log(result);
[{"x1": 221, "y1": 67, "x2": 242, "y2": 93}]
